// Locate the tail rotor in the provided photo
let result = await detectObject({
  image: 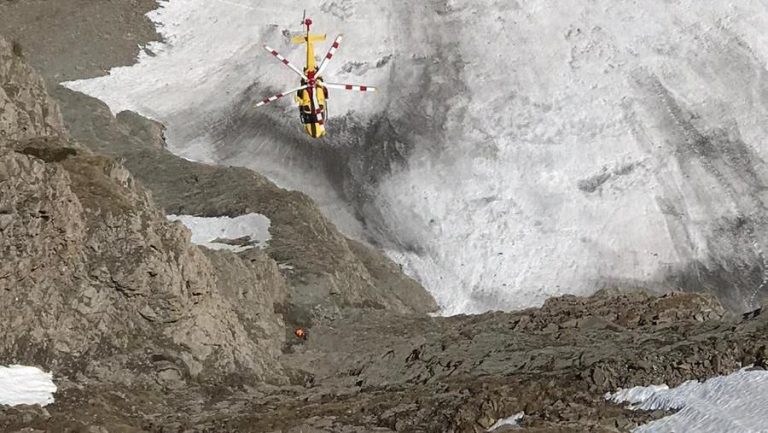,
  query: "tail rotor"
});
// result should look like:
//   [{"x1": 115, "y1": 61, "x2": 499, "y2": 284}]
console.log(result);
[{"x1": 301, "y1": 9, "x2": 312, "y2": 34}]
